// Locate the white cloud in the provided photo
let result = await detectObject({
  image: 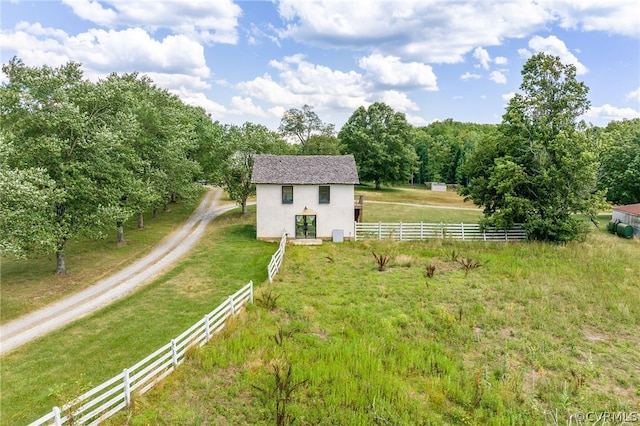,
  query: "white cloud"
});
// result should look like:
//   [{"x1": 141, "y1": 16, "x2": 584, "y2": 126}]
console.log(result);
[
  {"x1": 549, "y1": 0, "x2": 640, "y2": 38},
  {"x1": 473, "y1": 47, "x2": 491, "y2": 70},
  {"x1": 527, "y1": 35, "x2": 588, "y2": 75},
  {"x1": 357, "y1": 53, "x2": 438, "y2": 90},
  {"x1": 489, "y1": 70, "x2": 507, "y2": 84},
  {"x1": 626, "y1": 87, "x2": 640, "y2": 103},
  {"x1": 277, "y1": 0, "x2": 553, "y2": 64},
  {"x1": 229, "y1": 96, "x2": 267, "y2": 117},
  {"x1": 502, "y1": 92, "x2": 516, "y2": 101},
  {"x1": 378, "y1": 90, "x2": 419, "y2": 112},
  {"x1": 584, "y1": 104, "x2": 640, "y2": 122},
  {"x1": 61, "y1": 0, "x2": 242, "y2": 44},
  {"x1": 494, "y1": 56, "x2": 508, "y2": 65},
  {"x1": 460, "y1": 72, "x2": 481, "y2": 80}
]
